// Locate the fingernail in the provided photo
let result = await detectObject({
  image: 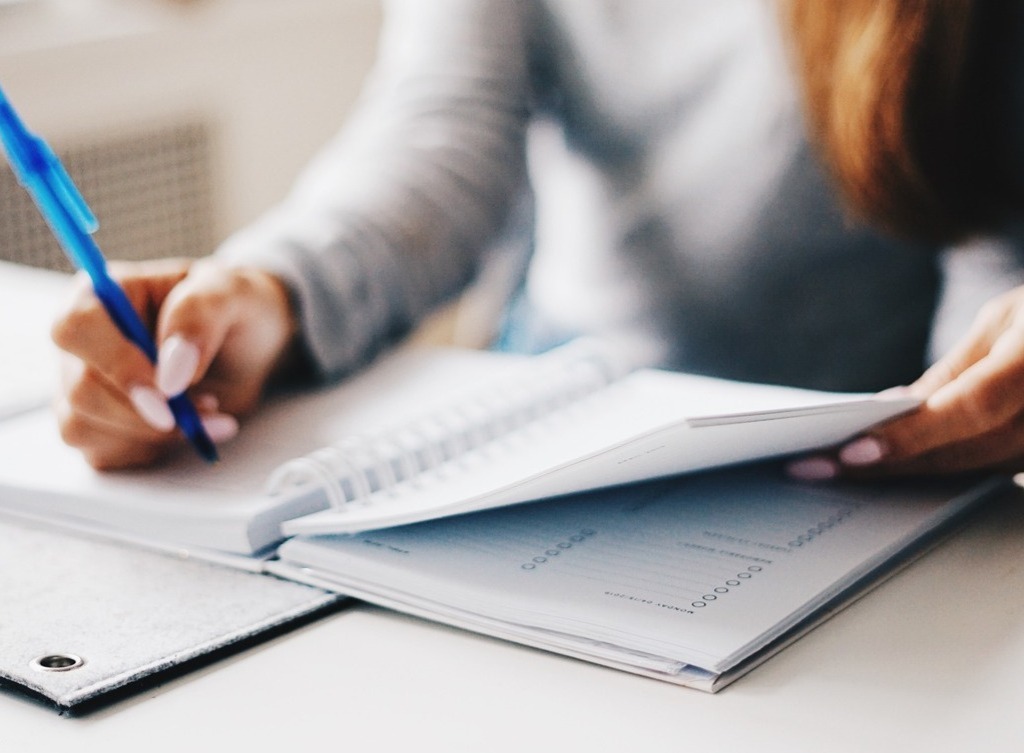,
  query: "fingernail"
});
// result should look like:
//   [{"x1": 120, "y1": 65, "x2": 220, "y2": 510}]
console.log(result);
[
  {"x1": 839, "y1": 436, "x2": 887, "y2": 466},
  {"x1": 201, "y1": 413, "x2": 239, "y2": 443},
  {"x1": 157, "y1": 336, "x2": 200, "y2": 397},
  {"x1": 785, "y1": 456, "x2": 839, "y2": 482},
  {"x1": 129, "y1": 386, "x2": 176, "y2": 432},
  {"x1": 195, "y1": 393, "x2": 220, "y2": 412}
]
